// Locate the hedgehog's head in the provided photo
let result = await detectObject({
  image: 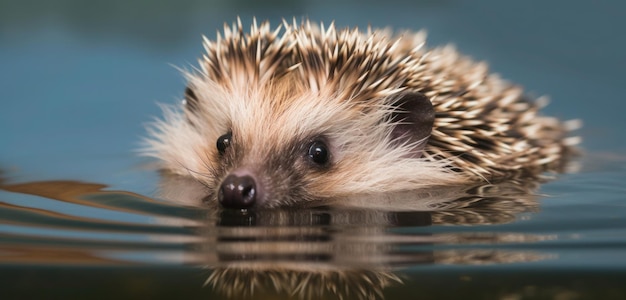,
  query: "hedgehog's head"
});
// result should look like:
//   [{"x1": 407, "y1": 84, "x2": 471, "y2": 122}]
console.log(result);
[{"x1": 145, "y1": 19, "x2": 462, "y2": 208}]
